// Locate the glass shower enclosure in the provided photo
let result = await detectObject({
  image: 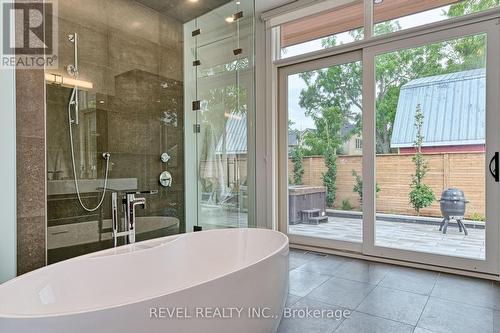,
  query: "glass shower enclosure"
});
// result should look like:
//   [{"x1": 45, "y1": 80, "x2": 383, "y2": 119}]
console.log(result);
[
  {"x1": 184, "y1": 0, "x2": 256, "y2": 231},
  {"x1": 45, "y1": 0, "x2": 255, "y2": 263}
]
